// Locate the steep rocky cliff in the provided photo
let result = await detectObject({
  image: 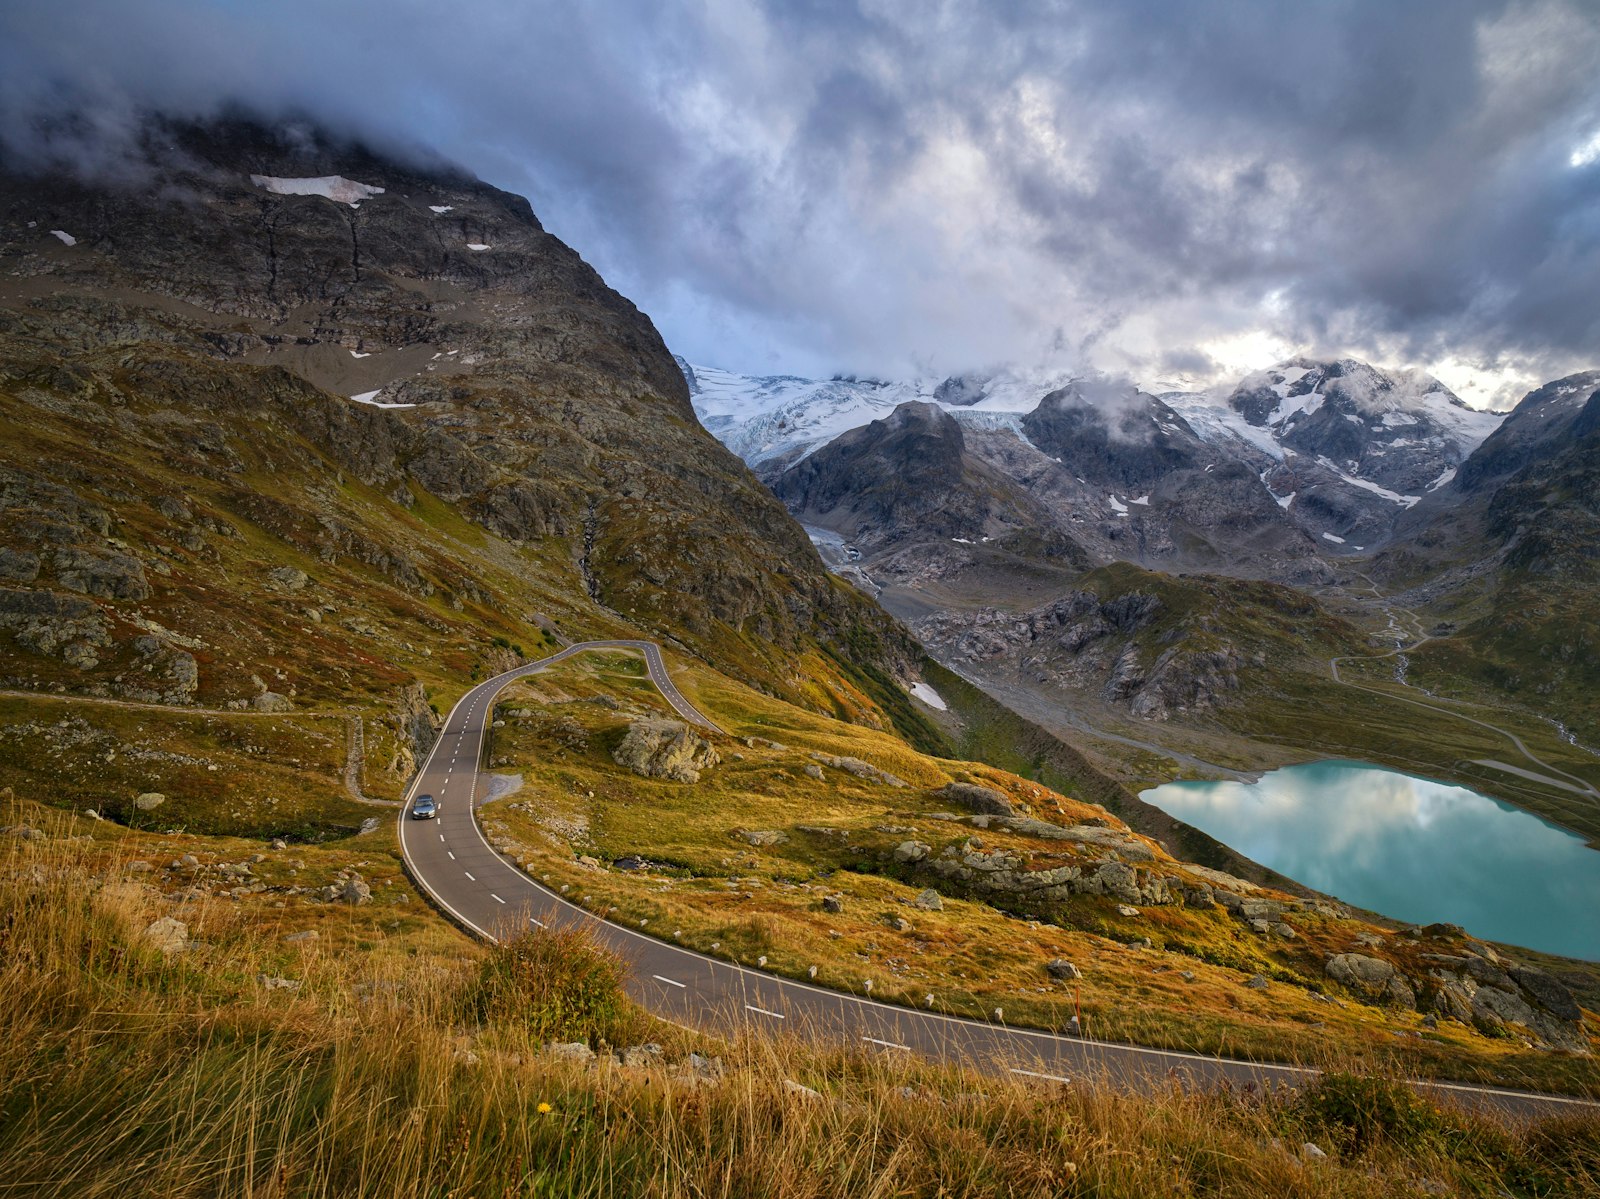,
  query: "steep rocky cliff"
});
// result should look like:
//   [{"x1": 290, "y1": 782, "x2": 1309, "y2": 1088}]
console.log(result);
[{"x1": 0, "y1": 114, "x2": 919, "y2": 718}]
